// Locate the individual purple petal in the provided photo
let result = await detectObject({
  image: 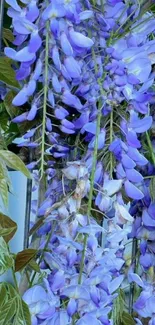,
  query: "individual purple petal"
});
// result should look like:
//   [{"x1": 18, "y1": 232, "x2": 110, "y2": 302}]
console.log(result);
[
  {"x1": 133, "y1": 291, "x2": 149, "y2": 314},
  {"x1": 98, "y1": 129, "x2": 106, "y2": 149},
  {"x1": 116, "y1": 163, "x2": 126, "y2": 179},
  {"x1": 27, "y1": 80, "x2": 36, "y2": 96},
  {"x1": 142, "y1": 209, "x2": 155, "y2": 227},
  {"x1": 76, "y1": 314, "x2": 101, "y2": 325},
  {"x1": 26, "y1": 2, "x2": 39, "y2": 22},
  {"x1": 33, "y1": 59, "x2": 42, "y2": 80},
  {"x1": 69, "y1": 28, "x2": 94, "y2": 48},
  {"x1": 127, "y1": 74, "x2": 140, "y2": 85},
  {"x1": 104, "y1": 179, "x2": 123, "y2": 196},
  {"x1": 62, "y1": 90, "x2": 83, "y2": 111},
  {"x1": 82, "y1": 122, "x2": 97, "y2": 135},
  {"x1": 60, "y1": 32, "x2": 73, "y2": 56},
  {"x1": 52, "y1": 74, "x2": 61, "y2": 93},
  {"x1": 90, "y1": 285, "x2": 100, "y2": 306},
  {"x1": 128, "y1": 272, "x2": 144, "y2": 288},
  {"x1": 42, "y1": 3, "x2": 65, "y2": 20},
  {"x1": 37, "y1": 306, "x2": 55, "y2": 320},
  {"x1": 128, "y1": 58, "x2": 151, "y2": 83},
  {"x1": 12, "y1": 112, "x2": 28, "y2": 123},
  {"x1": 79, "y1": 10, "x2": 93, "y2": 21},
  {"x1": 51, "y1": 45, "x2": 61, "y2": 71},
  {"x1": 129, "y1": 116, "x2": 152, "y2": 133},
  {"x1": 115, "y1": 202, "x2": 133, "y2": 223},
  {"x1": 13, "y1": 34, "x2": 27, "y2": 46},
  {"x1": 66, "y1": 248, "x2": 77, "y2": 267},
  {"x1": 108, "y1": 275, "x2": 124, "y2": 294},
  {"x1": 4, "y1": 47, "x2": 17, "y2": 60},
  {"x1": 60, "y1": 126, "x2": 75, "y2": 134},
  {"x1": 78, "y1": 224, "x2": 106, "y2": 235},
  {"x1": 51, "y1": 270, "x2": 65, "y2": 292},
  {"x1": 48, "y1": 90, "x2": 55, "y2": 107},
  {"x1": 64, "y1": 56, "x2": 81, "y2": 79},
  {"x1": 7, "y1": 46, "x2": 35, "y2": 62},
  {"x1": 140, "y1": 239, "x2": 147, "y2": 255},
  {"x1": 67, "y1": 299, "x2": 77, "y2": 317},
  {"x1": 50, "y1": 18, "x2": 59, "y2": 37},
  {"x1": 12, "y1": 88, "x2": 28, "y2": 106},
  {"x1": 13, "y1": 19, "x2": 34, "y2": 35},
  {"x1": 23, "y1": 285, "x2": 47, "y2": 304},
  {"x1": 26, "y1": 161, "x2": 37, "y2": 169},
  {"x1": 127, "y1": 147, "x2": 148, "y2": 166},
  {"x1": 89, "y1": 129, "x2": 106, "y2": 150},
  {"x1": 87, "y1": 235, "x2": 98, "y2": 252},
  {"x1": 124, "y1": 180, "x2": 144, "y2": 200},
  {"x1": 140, "y1": 253, "x2": 153, "y2": 269},
  {"x1": 46, "y1": 117, "x2": 52, "y2": 132},
  {"x1": 27, "y1": 103, "x2": 38, "y2": 121},
  {"x1": 74, "y1": 112, "x2": 89, "y2": 129},
  {"x1": 62, "y1": 285, "x2": 90, "y2": 300},
  {"x1": 61, "y1": 119, "x2": 75, "y2": 130},
  {"x1": 126, "y1": 130, "x2": 141, "y2": 148},
  {"x1": 17, "y1": 141, "x2": 39, "y2": 148},
  {"x1": 23, "y1": 128, "x2": 36, "y2": 139},
  {"x1": 125, "y1": 169, "x2": 143, "y2": 183},
  {"x1": 29, "y1": 31, "x2": 42, "y2": 53},
  {"x1": 54, "y1": 107, "x2": 69, "y2": 120},
  {"x1": 75, "y1": 83, "x2": 90, "y2": 96},
  {"x1": 5, "y1": 0, "x2": 21, "y2": 11},
  {"x1": 121, "y1": 153, "x2": 136, "y2": 169},
  {"x1": 16, "y1": 63, "x2": 31, "y2": 80},
  {"x1": 61, "y1": 66, "x2": 72, "y2": 83}
]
